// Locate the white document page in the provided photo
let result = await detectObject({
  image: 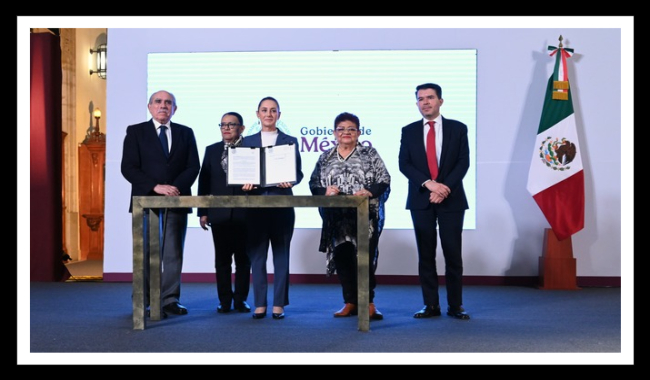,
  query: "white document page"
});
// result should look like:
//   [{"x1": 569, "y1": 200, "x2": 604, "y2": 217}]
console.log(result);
[
  {"x1": 263, "y1": 144, "x2": 297, "y2": 186},
  {"x1": 227, "y1": 147, "x2": 261, "y2": 186}
]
